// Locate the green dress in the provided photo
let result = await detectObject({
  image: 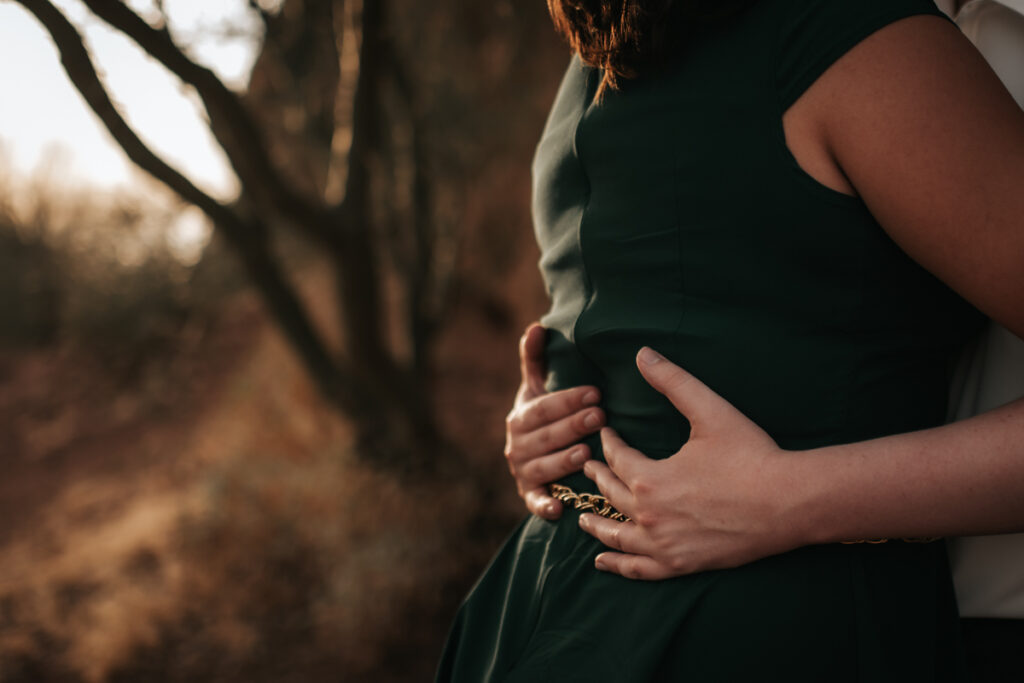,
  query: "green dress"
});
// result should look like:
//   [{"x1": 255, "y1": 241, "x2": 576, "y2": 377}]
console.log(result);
[{"x1": 438, "y1": 0, "x2": 984, "y2": 680}]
